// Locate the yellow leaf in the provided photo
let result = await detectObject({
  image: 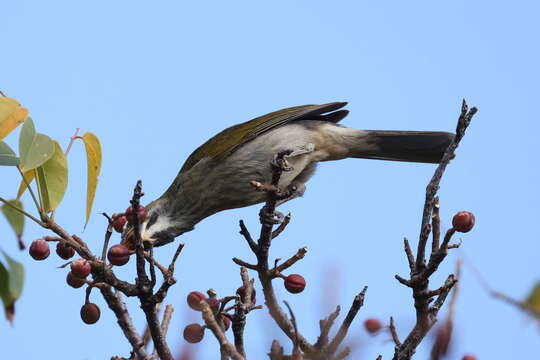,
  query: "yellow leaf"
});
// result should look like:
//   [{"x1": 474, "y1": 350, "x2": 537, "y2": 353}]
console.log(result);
[
  {"x1": 0, "y1": 97, "x2": 28, "y2": 140},
  {"x1": 35, "y1": 141, "x2": 68, "y2": 213},
  {"x1": 16, "y1": 169, "x2": 35, "y2": 200},
  {"x1": 81, "y1": 133, "x2": 102, "y2": 226}
]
